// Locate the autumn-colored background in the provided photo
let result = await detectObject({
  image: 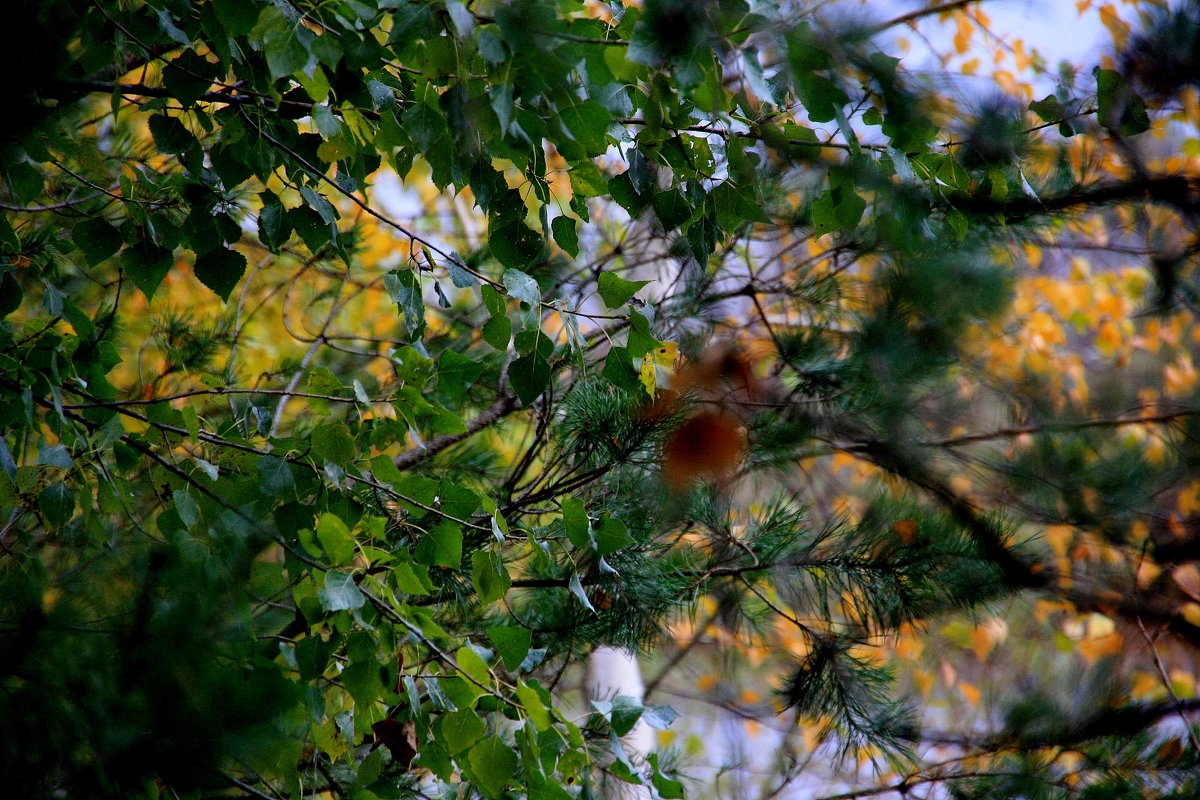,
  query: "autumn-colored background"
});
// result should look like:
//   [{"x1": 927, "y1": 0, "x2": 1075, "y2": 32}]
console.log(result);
[{"x1": 4, "y1": 1, "x2": 1200, "y2": 798}]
